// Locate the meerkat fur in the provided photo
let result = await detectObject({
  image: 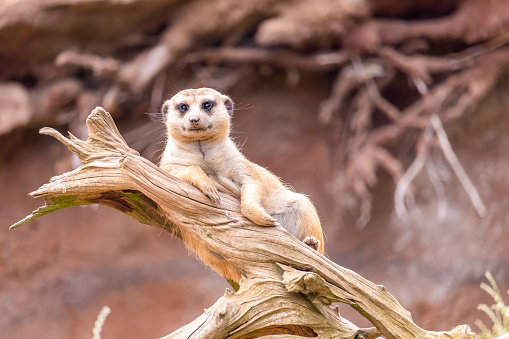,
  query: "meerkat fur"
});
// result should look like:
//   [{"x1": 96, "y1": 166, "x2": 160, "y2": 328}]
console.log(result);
[{"x1": 160, "y1": 88, "x2": 324, "y2": 284}]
